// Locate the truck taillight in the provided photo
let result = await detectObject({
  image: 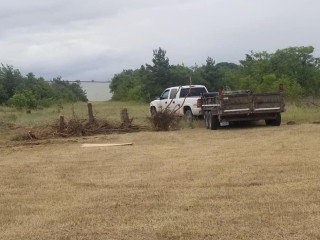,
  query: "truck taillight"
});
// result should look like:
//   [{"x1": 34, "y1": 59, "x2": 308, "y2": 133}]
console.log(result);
[
  {"x1": 218, "y1": 89, "x2": 222, "y2": 95},
  {"x1": 279, "y1": 84, "x2": 283, "y2": 91},
  {"x1": 197, "y1": 99, "x2": 202, "y2": 108}
]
